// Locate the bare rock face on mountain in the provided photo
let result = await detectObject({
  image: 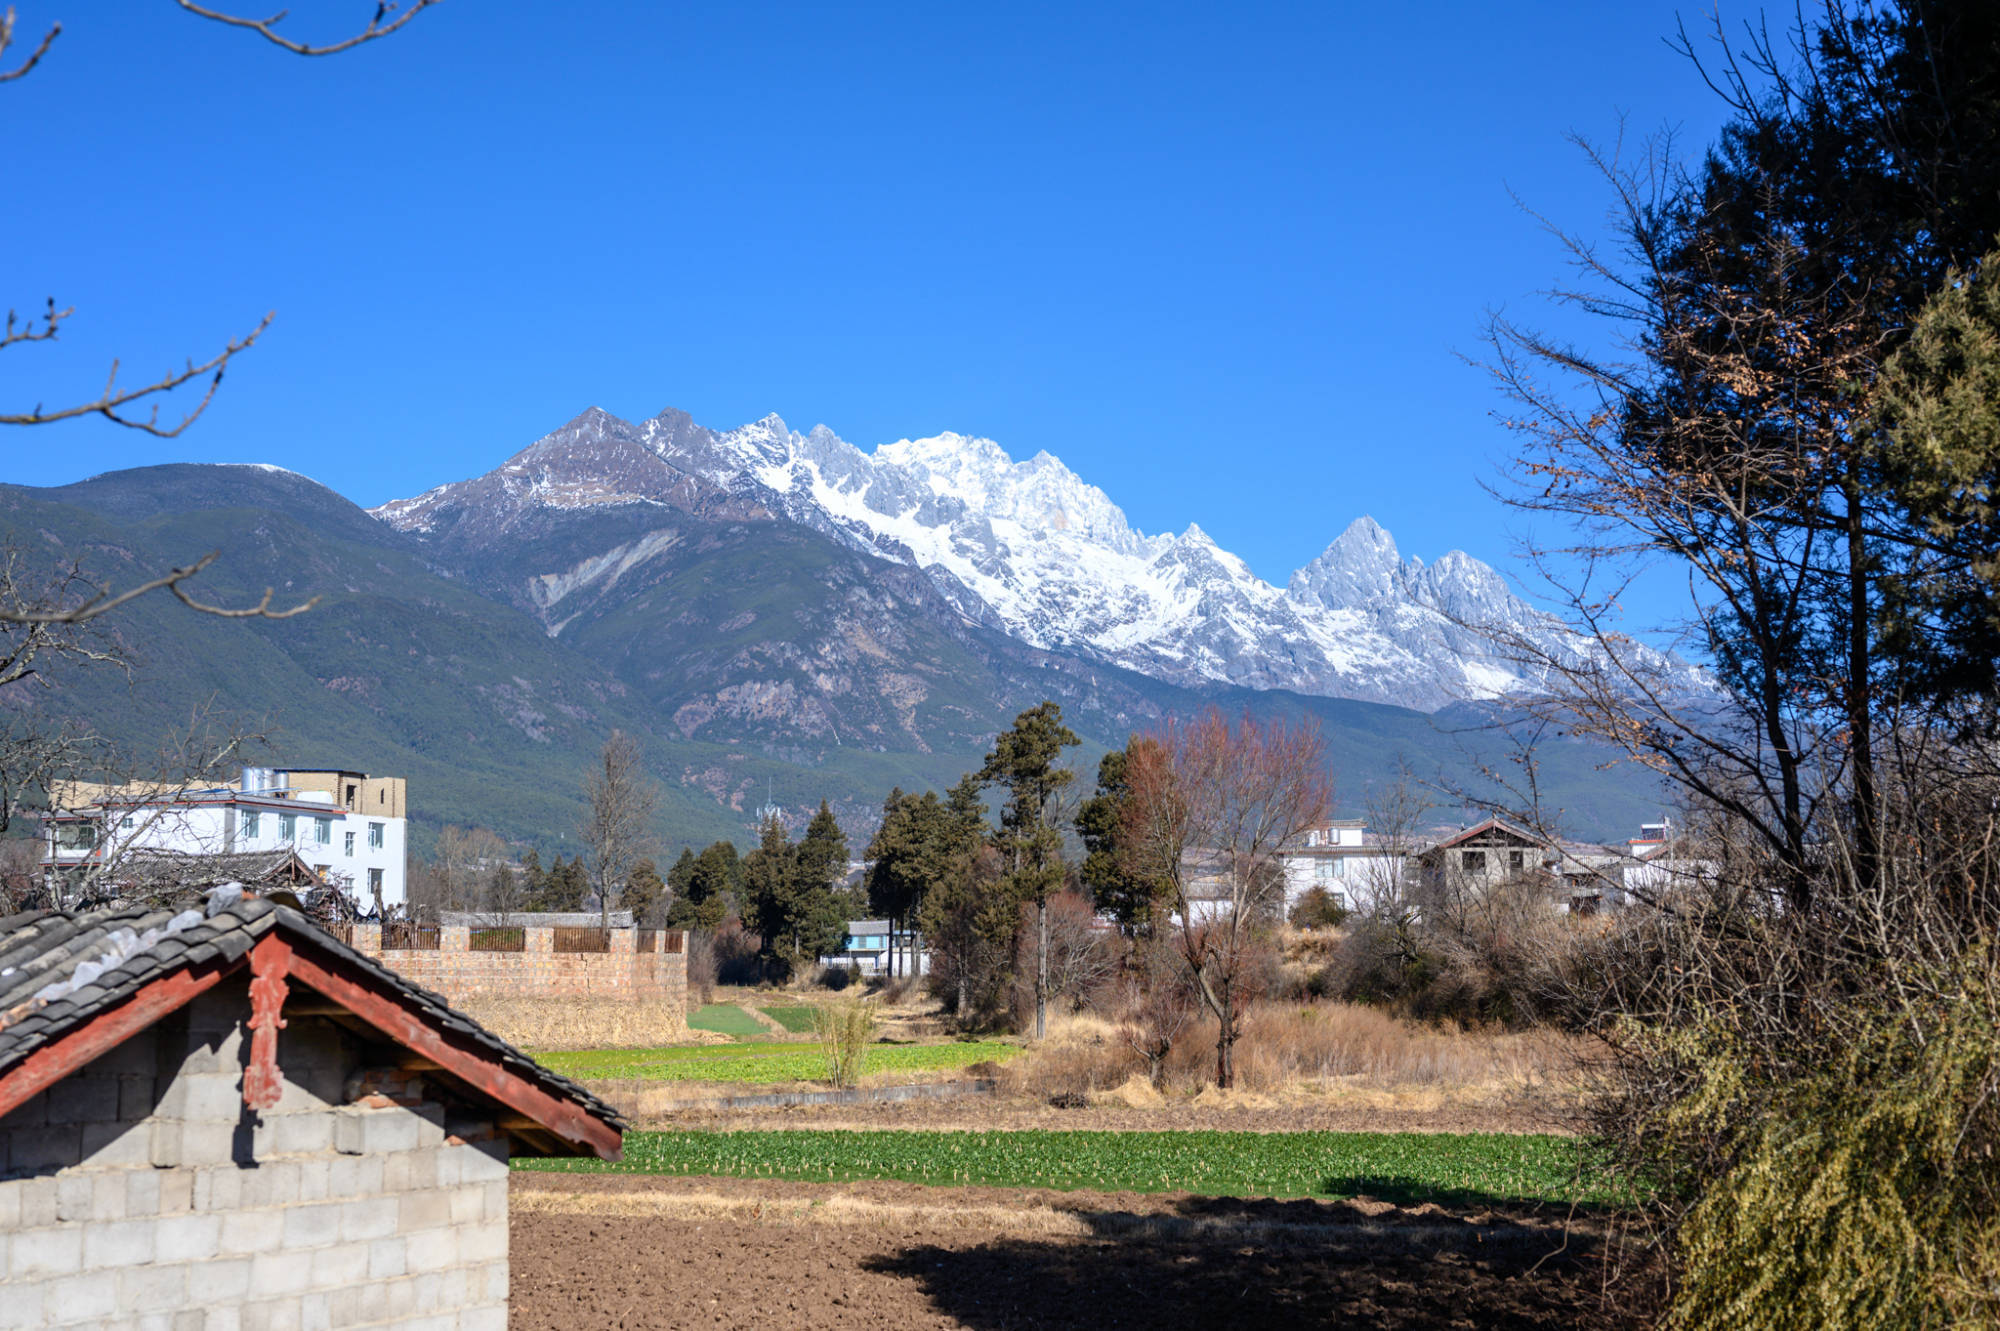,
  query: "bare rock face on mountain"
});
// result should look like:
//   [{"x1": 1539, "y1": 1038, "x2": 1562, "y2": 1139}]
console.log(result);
[{"x1": 373, "y1": 404, "x2": 1689, "y2": 712}]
